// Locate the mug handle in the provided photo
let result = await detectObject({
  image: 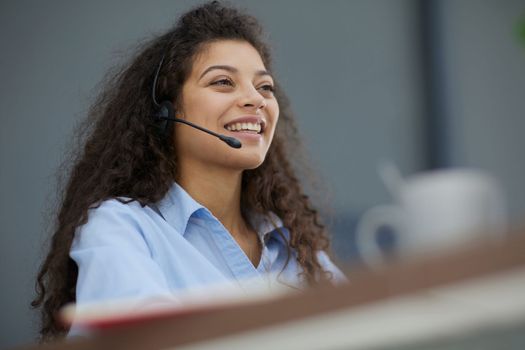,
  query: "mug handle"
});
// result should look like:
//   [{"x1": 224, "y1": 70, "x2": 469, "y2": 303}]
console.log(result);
[{"x1": 355, "y1": 205, "x2": 404, "y2": 268}]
